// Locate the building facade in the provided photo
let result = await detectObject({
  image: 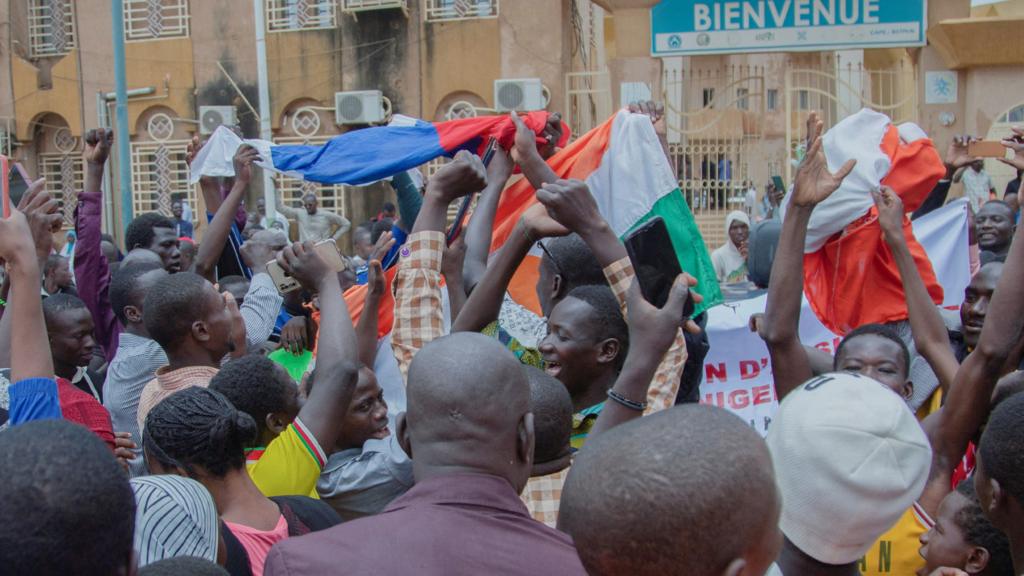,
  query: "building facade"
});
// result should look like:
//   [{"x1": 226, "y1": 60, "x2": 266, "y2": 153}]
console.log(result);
[{"x1": 0, "y1": 0, "x2": 1019, "y2": 251}]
